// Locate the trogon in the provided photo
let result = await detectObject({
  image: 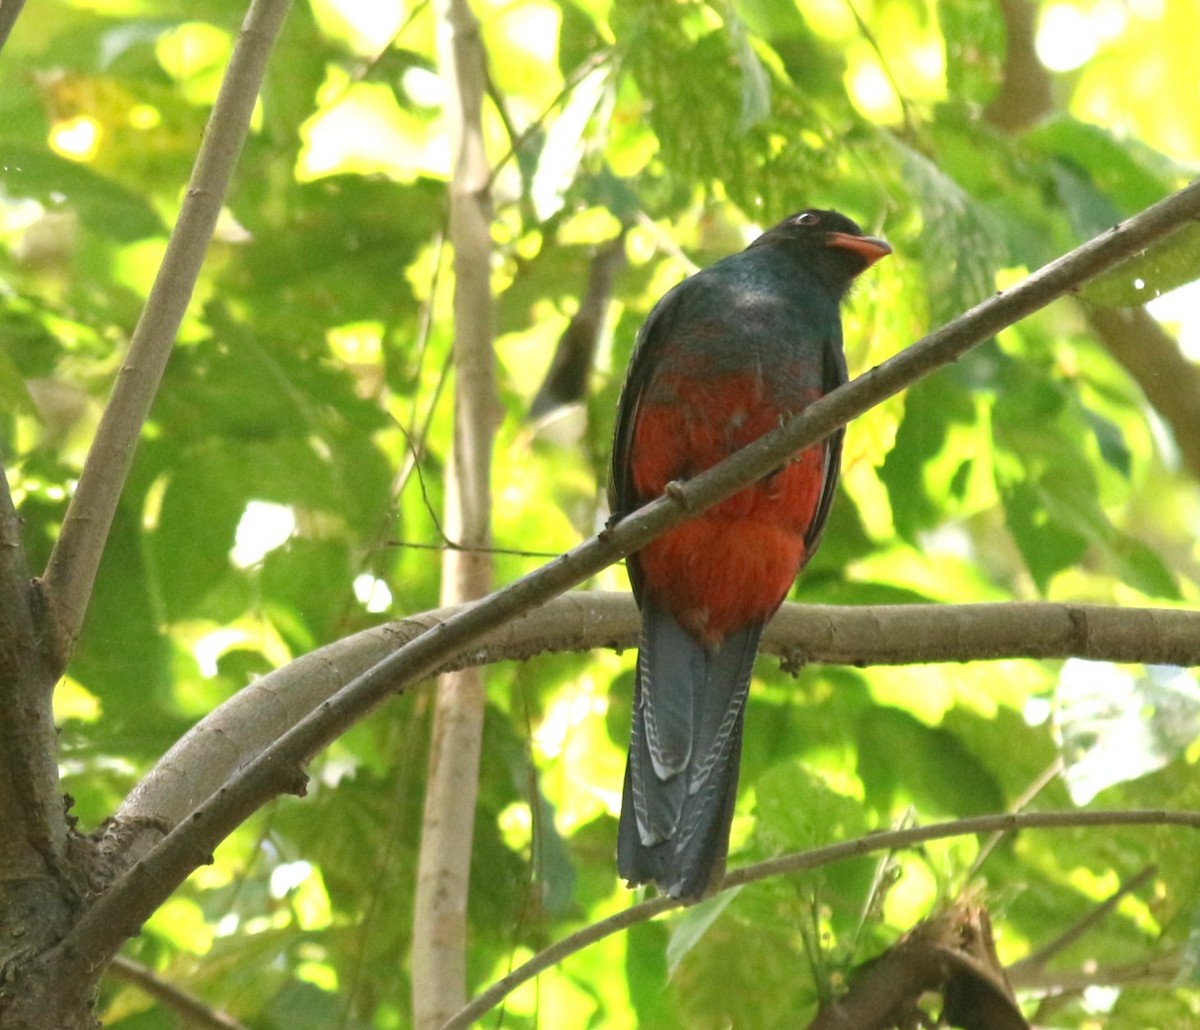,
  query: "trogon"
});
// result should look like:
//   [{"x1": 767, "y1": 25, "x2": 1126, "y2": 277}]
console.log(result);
[{"x1": 609, "y1": 209, "x2": 891, "y2": 900}]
